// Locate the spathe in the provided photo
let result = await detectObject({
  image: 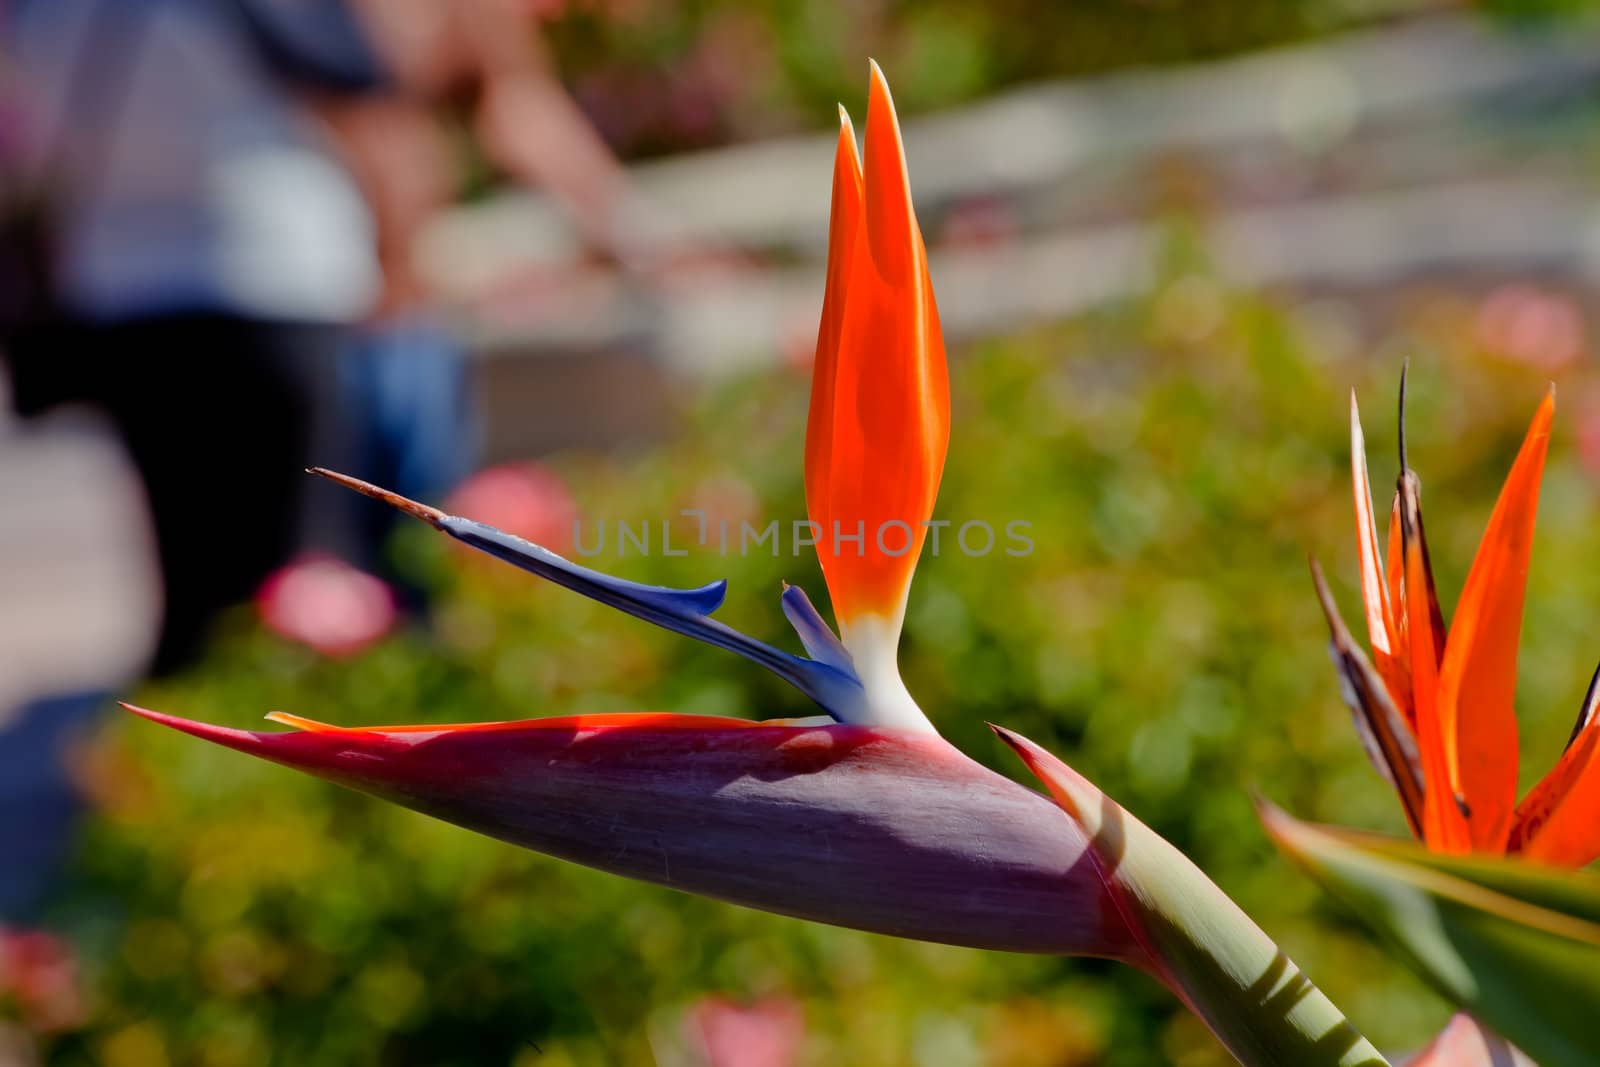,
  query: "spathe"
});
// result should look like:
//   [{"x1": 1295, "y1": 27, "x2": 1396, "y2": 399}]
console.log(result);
[{"x1": 124, "y1": 704, "x2": 1126, "y2": 957}]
